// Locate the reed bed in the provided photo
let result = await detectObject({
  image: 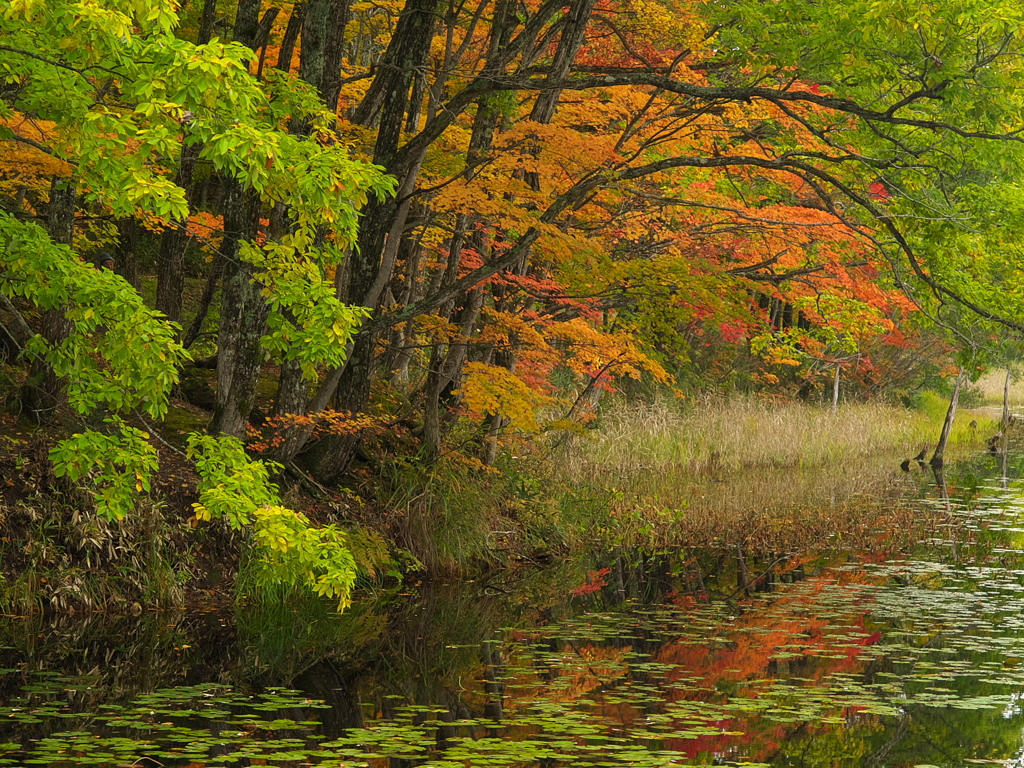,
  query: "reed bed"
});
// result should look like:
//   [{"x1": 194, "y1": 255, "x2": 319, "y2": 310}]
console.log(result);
[
  {"x1": 548, "y1": 395, "x2": 991, "y2": 553},
  {"x1": 566, "y1": 396, "x2": 943, "y2": 477},
  {"x1": 975, "y1": 369, "x2": 1024, "y2": 408}
]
